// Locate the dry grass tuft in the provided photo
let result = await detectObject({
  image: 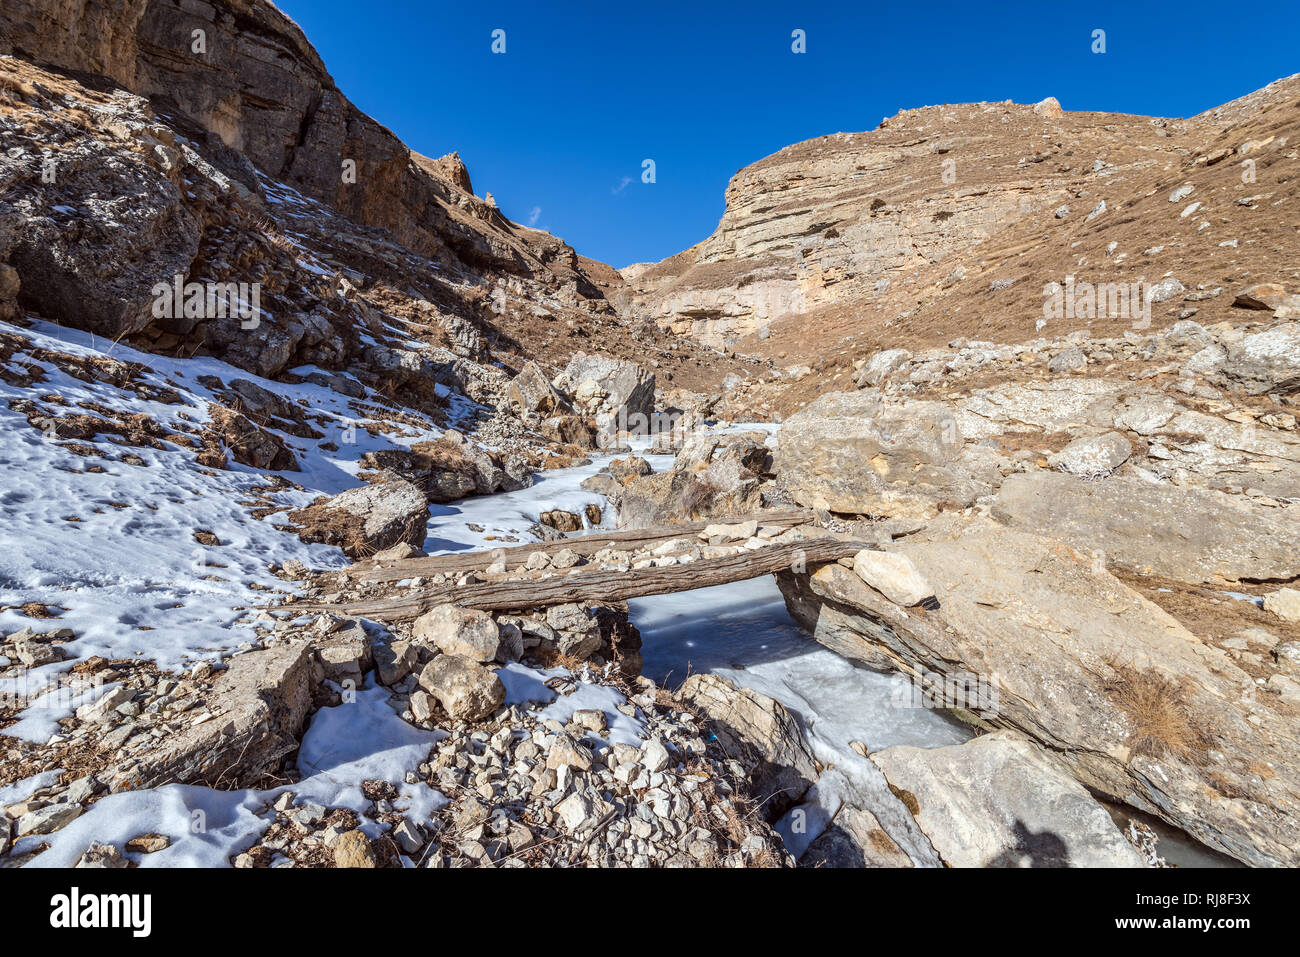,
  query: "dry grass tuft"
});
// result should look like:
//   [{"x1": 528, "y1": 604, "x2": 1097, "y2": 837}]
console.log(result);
[
  {"x1": 680, "y1": 475, "x2": 723, "y2": 518},
  {"x1": 682, "y1": 756, "x2": 786, "y2": 868},
  {"x1": 18, "y1": 602, "x2": 59, "y2": 619},
  {"x1": 525, "y1": 644, "x2": 590, "y2": 673},
  {"x1": 1106, "y1": 661, "x2": 1211, "y2": 764}
]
